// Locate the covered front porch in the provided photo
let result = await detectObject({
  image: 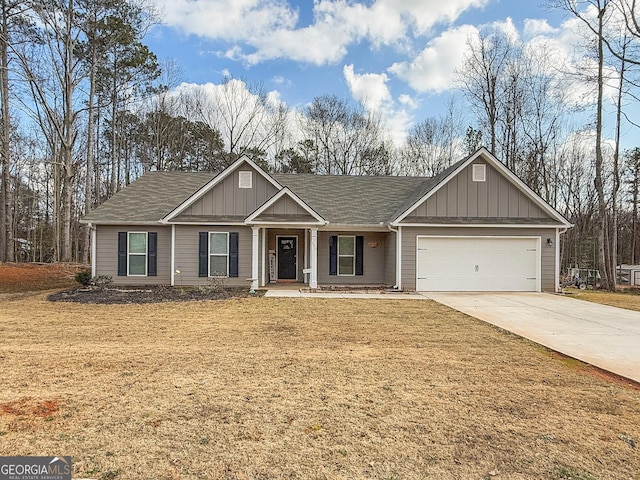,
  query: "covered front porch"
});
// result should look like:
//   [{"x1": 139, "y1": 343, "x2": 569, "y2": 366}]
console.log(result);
[
  {"x1": 250, "y1": 226, "x2": 319, "y2": 290},
  {"x1": 249, "y1": 226, "x2": 397, "y2": 291}
]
